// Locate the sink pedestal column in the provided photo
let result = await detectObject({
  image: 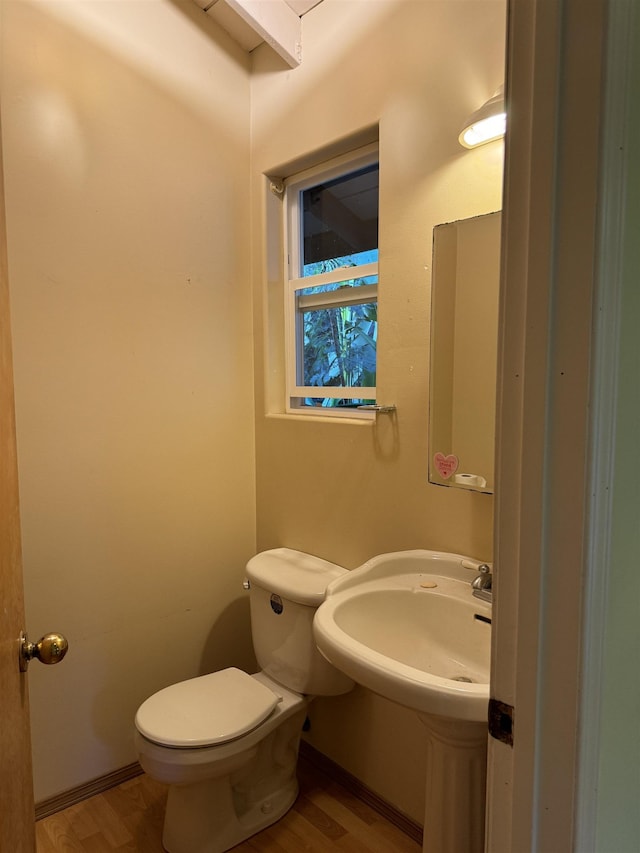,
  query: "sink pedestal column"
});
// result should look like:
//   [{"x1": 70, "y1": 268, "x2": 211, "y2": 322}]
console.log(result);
[{"x1": 417, "y1": 713, "x2": 487, "y2": 853}]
